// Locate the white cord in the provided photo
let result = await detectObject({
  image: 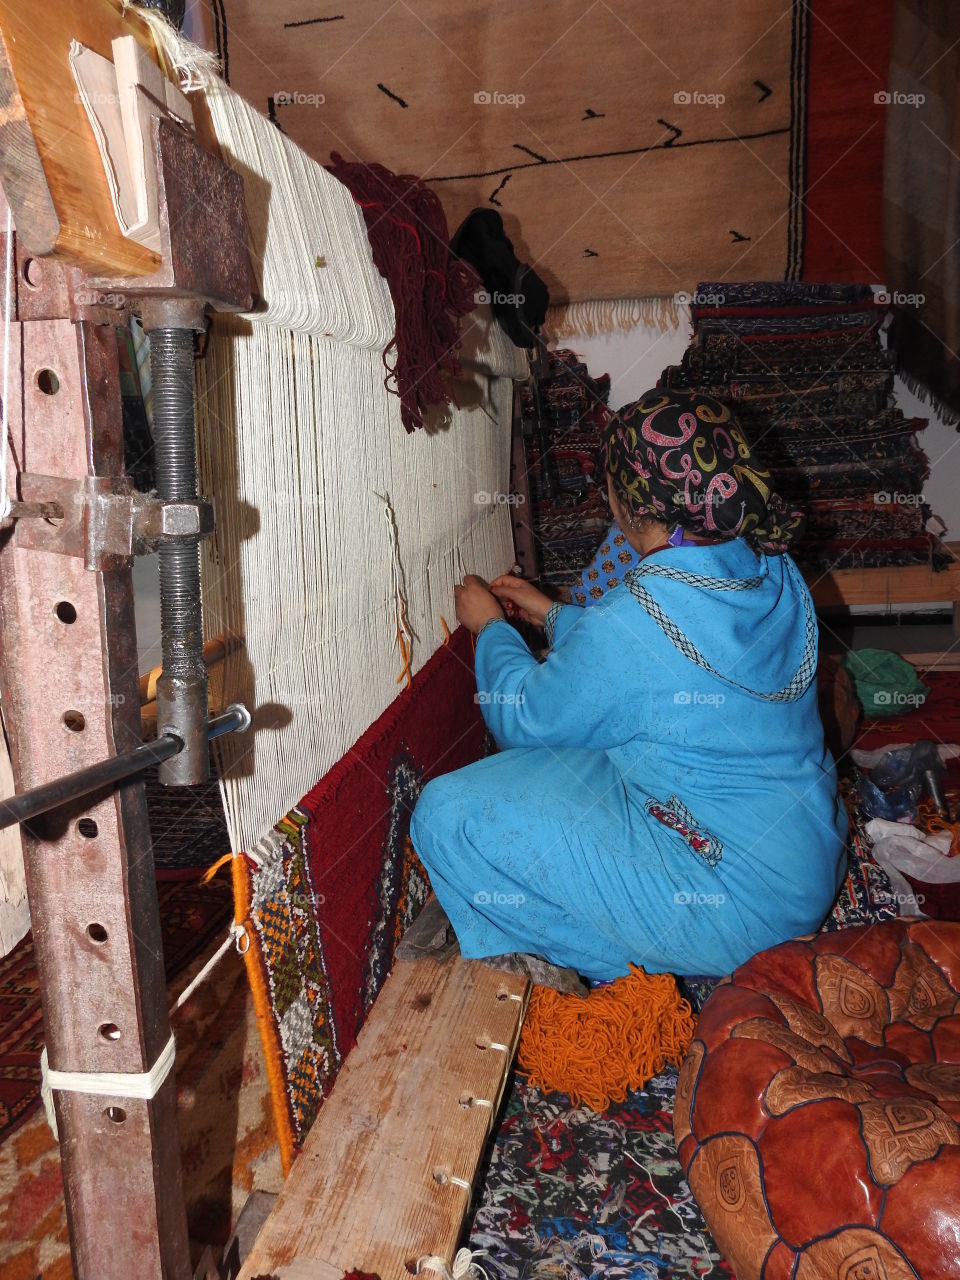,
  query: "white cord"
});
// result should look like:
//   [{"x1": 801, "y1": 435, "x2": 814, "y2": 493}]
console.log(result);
[
  {"x1": 39, "y1": 920, "x2": 247, "y2": 1140},
  {"x1": 41, "y1": 1034, "x2": 176, "y2": 1139},
  {"x1": 1, "y1": 206, "x2": 13, "y2": 521},
  {"x1": 417, "y1": 1248, "x2": 489, "y2": 1280},
  {"x1": 171, "y1": 922, "x2": 248, "y2": 1014}
]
